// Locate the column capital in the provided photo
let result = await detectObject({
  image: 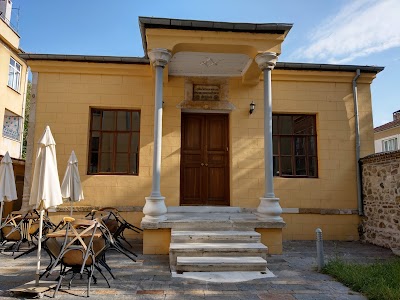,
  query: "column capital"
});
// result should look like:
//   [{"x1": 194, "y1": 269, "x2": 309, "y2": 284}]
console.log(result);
[
  {"x1": 255, "y1": 52, "x2": 278, "y2": 71},
  {"x1": 148, "y1": 48, "x2": 172, "y2": 68}
]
